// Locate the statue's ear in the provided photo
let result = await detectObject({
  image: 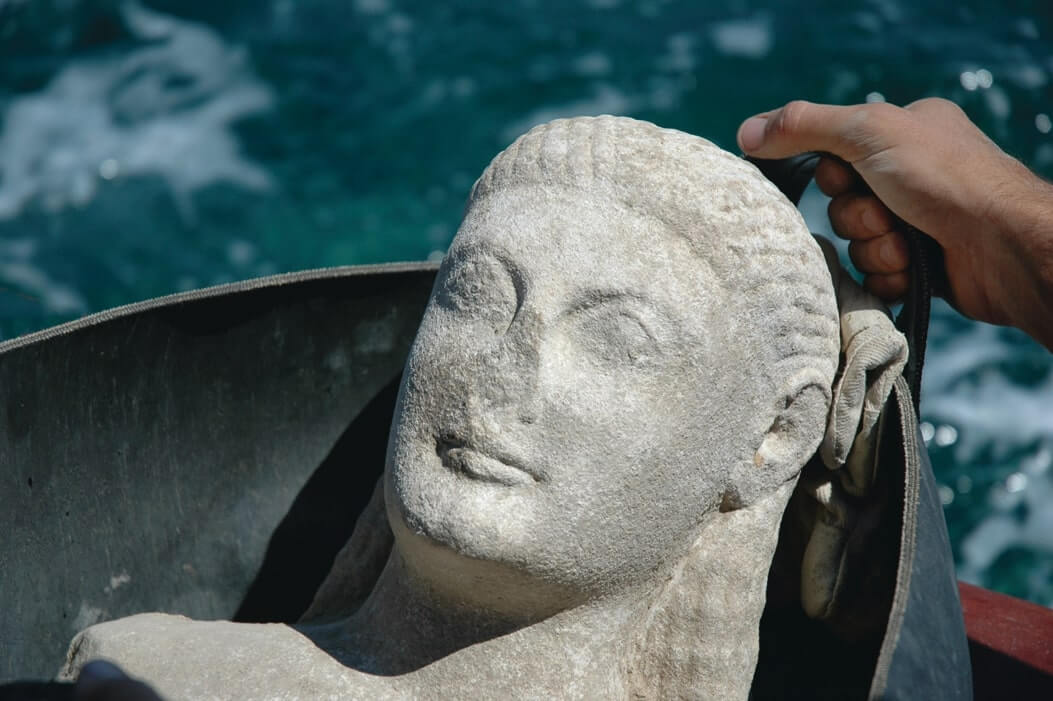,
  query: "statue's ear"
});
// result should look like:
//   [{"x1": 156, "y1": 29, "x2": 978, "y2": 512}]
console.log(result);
[
  {"x1": 725, "y1": 369, "x2": 831, "y2": 511},
  {"x1": 758, "y1": 369, "x2": 832, "y2": 475},
  {"x1": 756, "y1": 368, "x2": 833, "y2": 481}
]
